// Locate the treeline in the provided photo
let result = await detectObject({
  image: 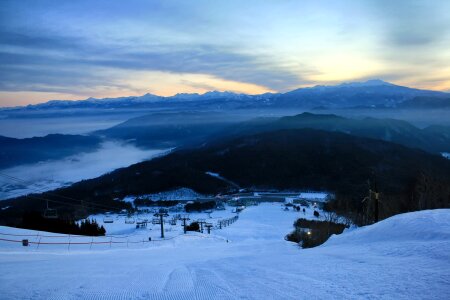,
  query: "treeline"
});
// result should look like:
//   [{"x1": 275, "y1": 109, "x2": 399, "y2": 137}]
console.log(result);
[
  {"x1": 133, "y1": 199, "x2": 180, "y2": 207},
  {"x1": 20, "y1": 212, "x2": 106, "y2": 236},
  {"x1": 185, "y1": 201, "x2": 216, "y2": 212},
  {"x1": 2, "y1": 129, "x2": 449, "y2": 229},
  {"x1": 186, "y1": 221, "x2": 200, "y2": 231},
  {"x1": 325, "y1": 170, "x2": 450, "y2": 226},
  {"x1": 286, "y1": 218, "x2": 347, "y2": 248}
]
